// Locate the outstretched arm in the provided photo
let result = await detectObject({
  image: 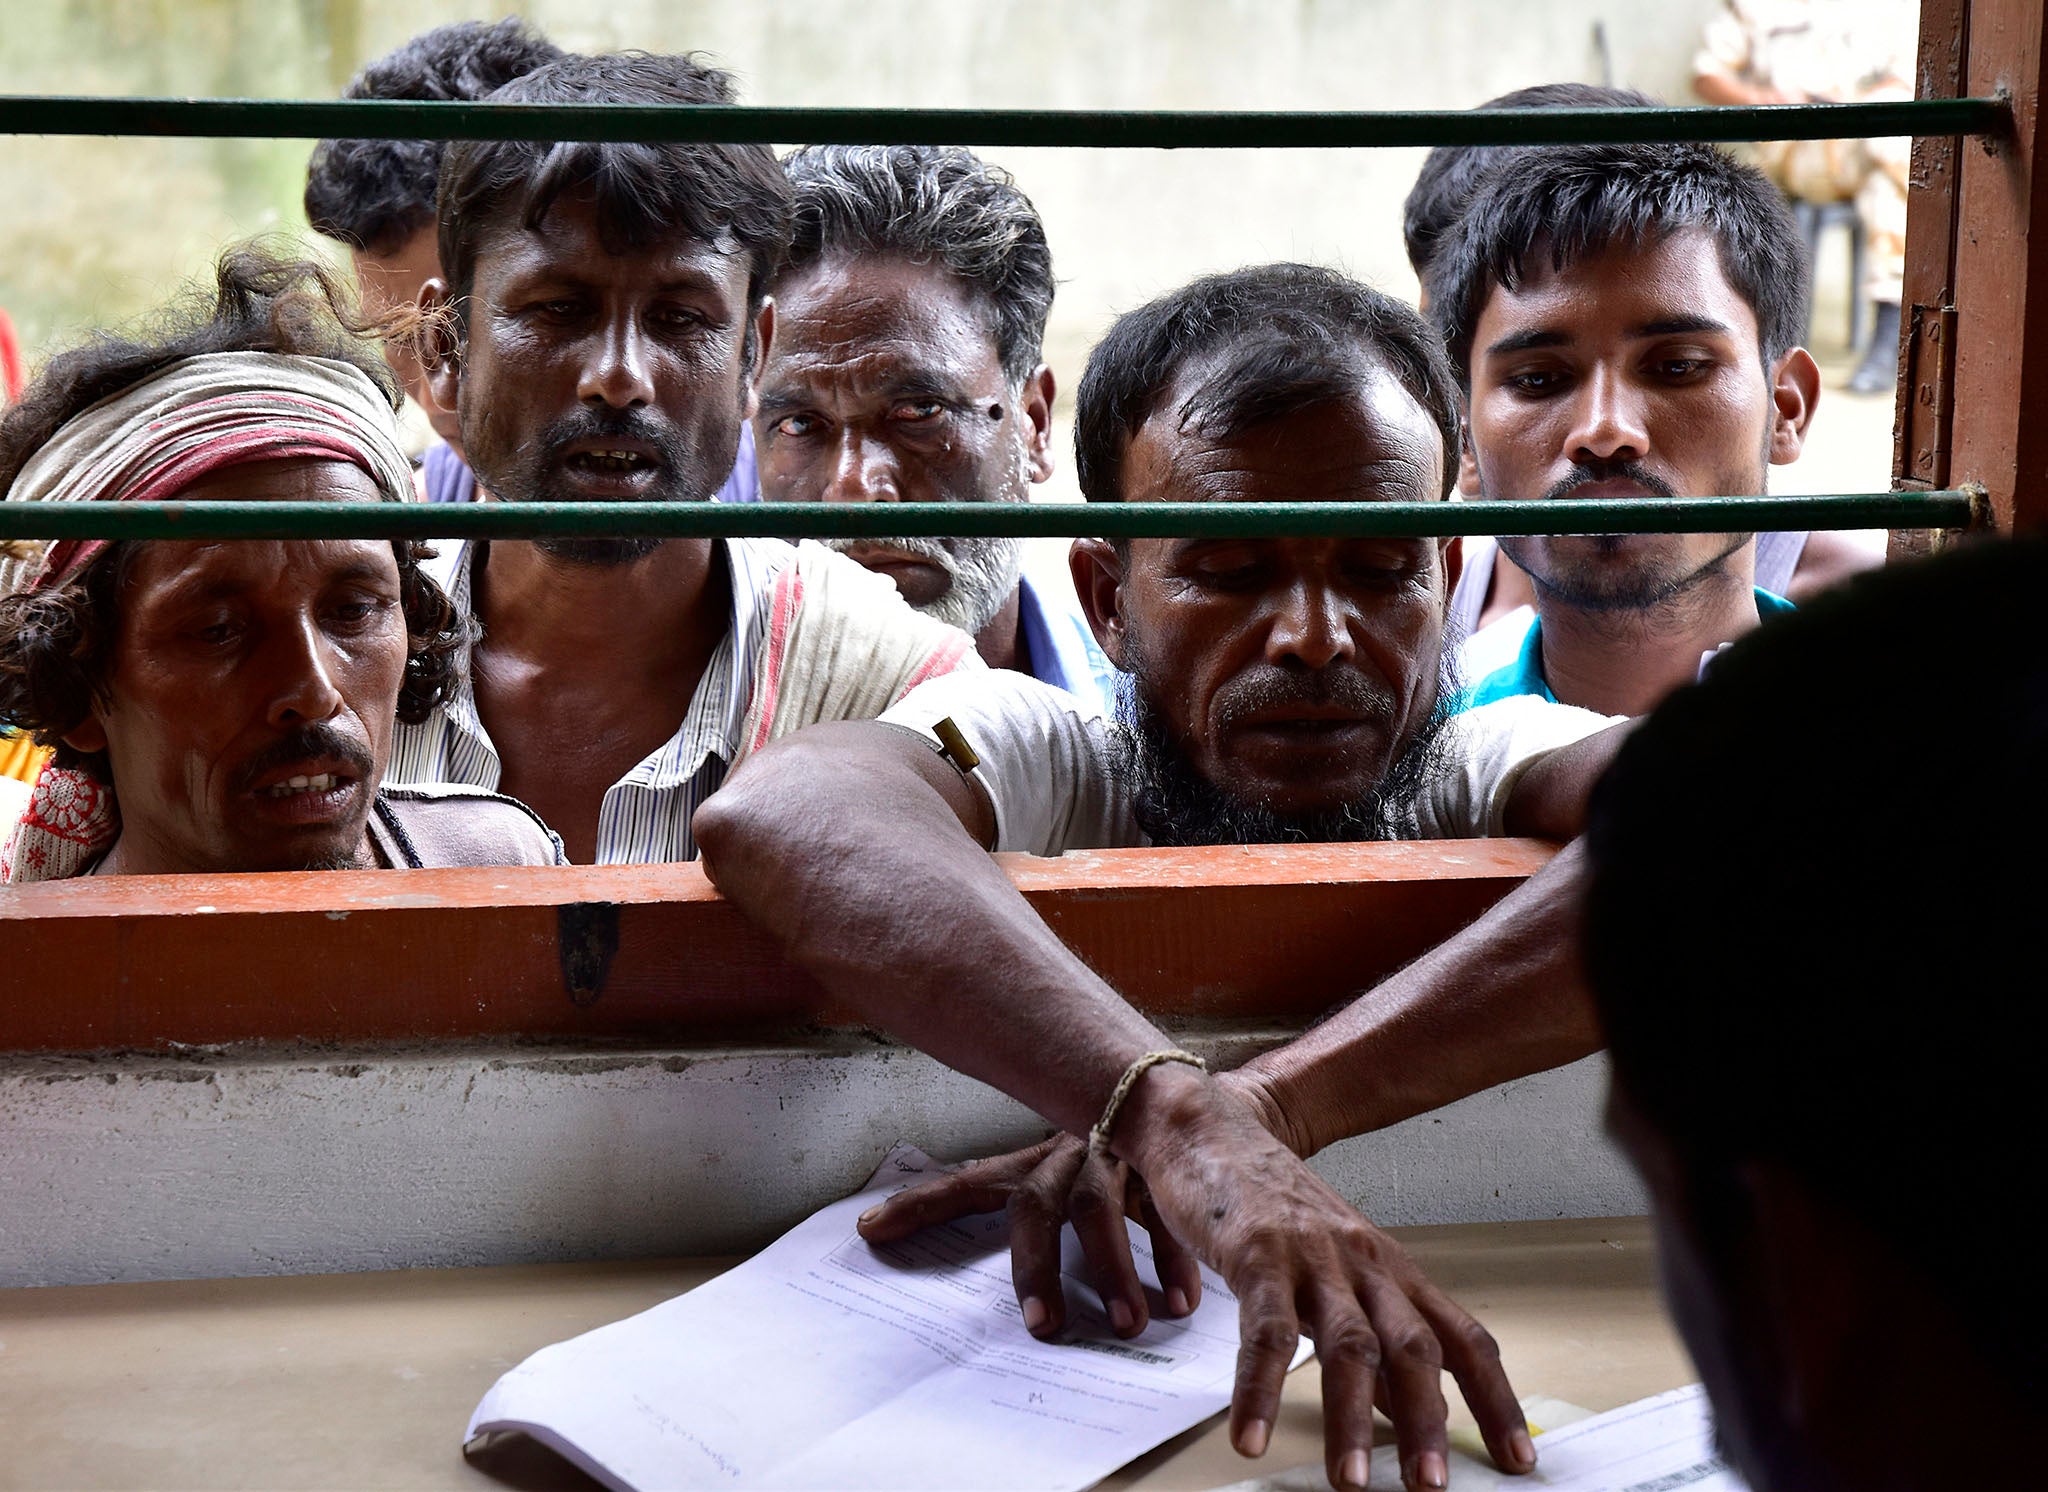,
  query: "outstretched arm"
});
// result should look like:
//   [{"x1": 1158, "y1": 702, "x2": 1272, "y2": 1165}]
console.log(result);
[
  {"x1": 695, "y1": 719, "x2": 1534, "y2": 1491},
  {"x1": 696, "y1": 720, "x2": 1161, "y2": 1136},
  {"x1": 1239, "y1": 840, "x2": 1600, "y2": 1158}
]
